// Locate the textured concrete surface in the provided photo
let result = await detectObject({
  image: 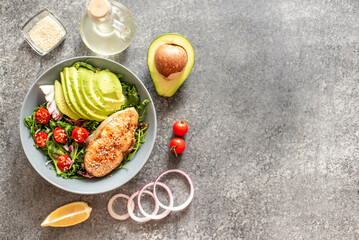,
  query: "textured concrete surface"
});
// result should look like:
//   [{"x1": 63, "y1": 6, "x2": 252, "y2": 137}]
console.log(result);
[{"x1": 1, "y1": 0, "x2": 359, "y2": 239}]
